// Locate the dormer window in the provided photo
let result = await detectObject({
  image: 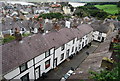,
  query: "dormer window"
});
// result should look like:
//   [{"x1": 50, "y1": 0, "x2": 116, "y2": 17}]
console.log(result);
[
  {"x1": 45, "y1": 50, "x2": 50, "y2": 58},
  {"x1": 73, "y1": 39, "x2": 75, "y2": 44},
  {"x1": 19, "y1": 63, "x2": 28, "y2": 73},
  {"x1": 61, "y1": 44, "x2": 65, "y2": 51},
  {"x1": 21, "y1": 28, "x2": 25, "y2": 31}
]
